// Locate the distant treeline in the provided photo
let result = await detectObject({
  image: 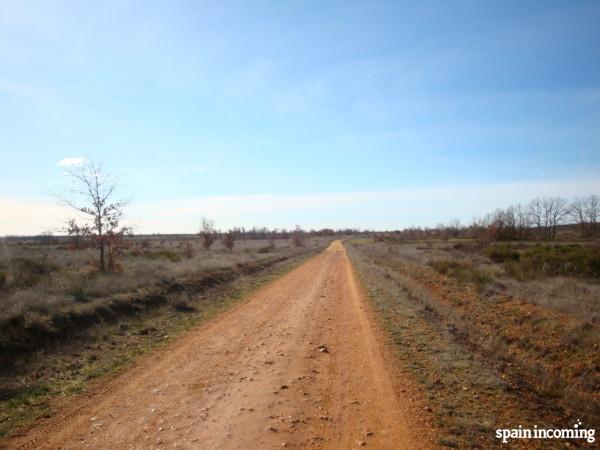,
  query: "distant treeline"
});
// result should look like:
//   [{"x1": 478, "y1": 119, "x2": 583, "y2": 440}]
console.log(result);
[
  {"x1": 386, "y1": 195, "x2": 599, "y2": 243},
  {"x1": 3, "y1": 226, "x2": 361, "y2": 245},
  {"x1": 5, "y1": 195, "x2": 599, "y2": 245}
]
